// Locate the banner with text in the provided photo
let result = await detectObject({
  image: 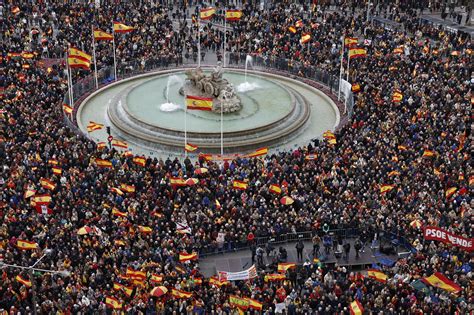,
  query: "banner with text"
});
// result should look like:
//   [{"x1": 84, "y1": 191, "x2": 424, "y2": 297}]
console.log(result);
[
  {"x1": 424, "y1": 226, "x2": 473, "y2": 251},
  {"x1": 217, "y1": 265, "x2": 257, "y2": 281}
]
